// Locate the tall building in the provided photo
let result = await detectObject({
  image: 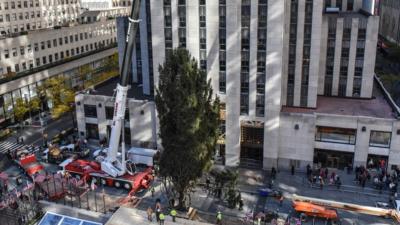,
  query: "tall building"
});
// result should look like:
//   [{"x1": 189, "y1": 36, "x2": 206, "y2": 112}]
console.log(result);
[
  {"x1": 379, "y1": 0, "x2": 400, "y2": 45},
  {"x1": 76, "y1": 0, "x2": 400, "y2": 171},
  {"x1": 0, "y1": 0, "x2": 131, "y2": 127}
]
